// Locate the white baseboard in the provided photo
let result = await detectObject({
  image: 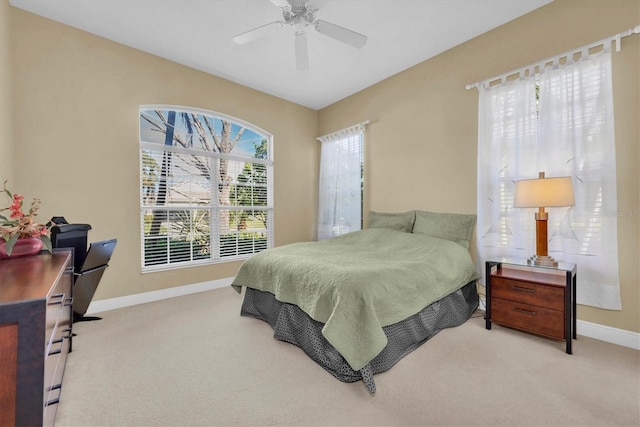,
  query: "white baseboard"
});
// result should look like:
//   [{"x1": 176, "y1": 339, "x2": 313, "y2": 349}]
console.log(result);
[
  {"x1": 478, "y1": 296, "x2": 639, "y2": 351},
  {"x1": 576, "y1": 319, "x2": 640, "y2": 350},
  {"x1": 88, "y1": 286, "x2": 638, "y2": 351},
  {"x1": 85, "y1": 277, "x2": 234, "y2": 315}
]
